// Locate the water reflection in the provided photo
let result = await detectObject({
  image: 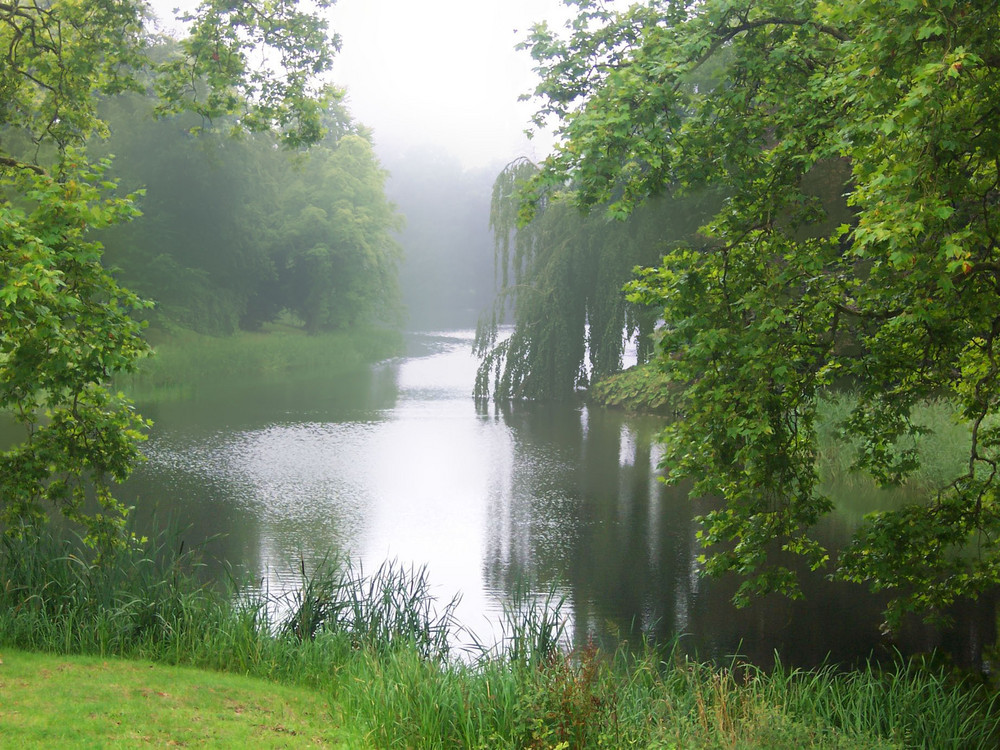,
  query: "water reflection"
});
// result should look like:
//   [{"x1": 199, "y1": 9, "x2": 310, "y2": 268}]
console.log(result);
[{"x1": 94, "y1": 330, "x2": 996, "y2": 665}]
